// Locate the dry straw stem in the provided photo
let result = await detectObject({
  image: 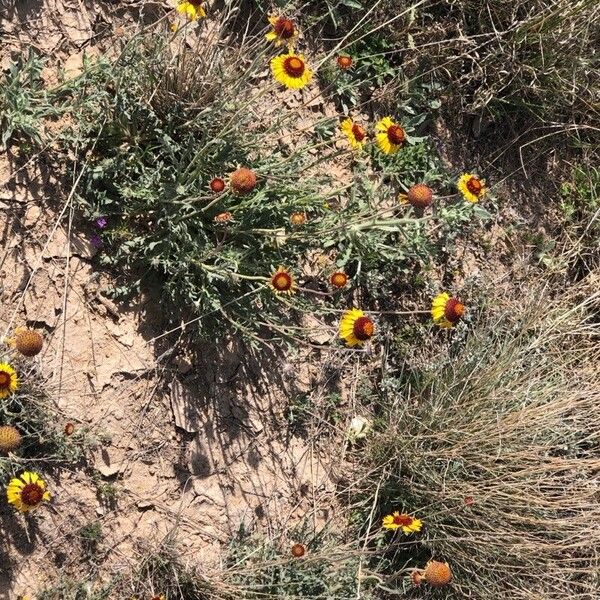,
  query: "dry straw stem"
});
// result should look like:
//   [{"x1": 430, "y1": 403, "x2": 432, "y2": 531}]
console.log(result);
[{"x1": 365, "y1": 279, "x2": 600, "y2": 599}]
